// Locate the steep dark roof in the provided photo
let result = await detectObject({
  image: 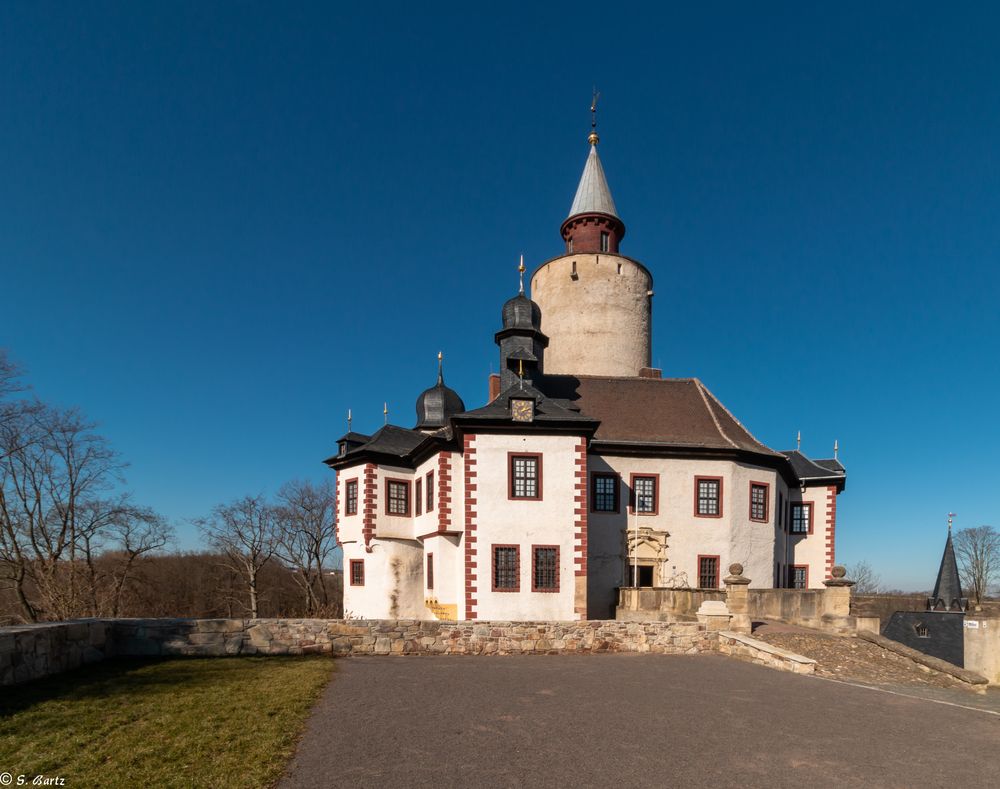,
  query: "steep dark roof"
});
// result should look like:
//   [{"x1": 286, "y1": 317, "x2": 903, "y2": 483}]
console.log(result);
[
  {"x1": 541, "y1": 375, "x2": 779, "y2": 455},
  {"x1": 415, "y1": 379, "x2": 466, "y2": 430},
  {"x1": 781, "y1": 450, "x2": 847, "y2": 483},
  {"x1": 929, "y1": 531, "x2": 967, "y2": 612}
]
